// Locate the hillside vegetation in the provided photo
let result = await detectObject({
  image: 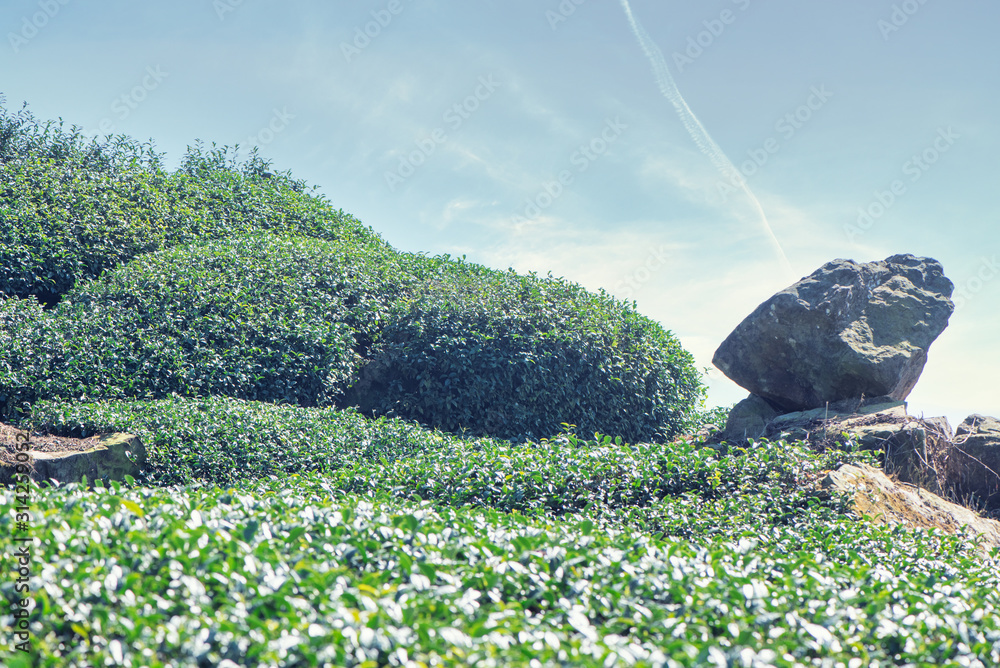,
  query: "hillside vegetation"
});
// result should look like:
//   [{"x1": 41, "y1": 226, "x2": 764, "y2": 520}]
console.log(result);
[
  {"x1": 0, "y1": 101, "x2": 703, "y2": 443},
  {"x1": 1, "y1": 100, "x2": 998, "y2": 667}
]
